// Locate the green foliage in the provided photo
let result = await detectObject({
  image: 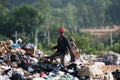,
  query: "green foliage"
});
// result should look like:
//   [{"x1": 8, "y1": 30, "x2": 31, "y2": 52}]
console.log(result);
[
  {"x1": 0, "y1": 35, "x2": 9, "y2": 41},
  {"x1": 111, "y1": 42, "x2": 120, "y2": 53},
  {"x1": 43, "y1": 50, "x2": 53, "y2": 55},
  {"x1": 113, "y1": 32, "x2": 120, "y2": 43},
  {"x1": 106, "y1": 0, "x2": 120, "y2": 25},
  {"x1": 34, "y1": 0, "x2": 50, "y2": 24},
  {"x1": 11, "y1": 3, "x2": 38, "y2": 33},
  {"x1": 105, "y1": 45, "x2": 111, "y2": 51},
  {"x1": 86, "y1": 48, "x2": 96, "y2": 54},
  {"x1": 16, "y1": 33, "x2": 30, "y2": 45},
  {"x1": 63, "y1": 2, "x2": 77, "y2": 33},
  {"x1": 74, "y1": 32, "x2": 94, "y2": 50},
  {"x1": 0, "y1": 0, "x2": 120, "y2": 55},
  {"x1": 92, "y1": 51, "x2": 106, "y2": 55},
  {"x1": 1, "y1": 0, "x2": 120, "y2": 29},
  {"x1": 49, "y1": 42, "x2": 56, "y2": 48},
  {"x1": 37, "y1": 42, "x2": 43, "y2": 50}
]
